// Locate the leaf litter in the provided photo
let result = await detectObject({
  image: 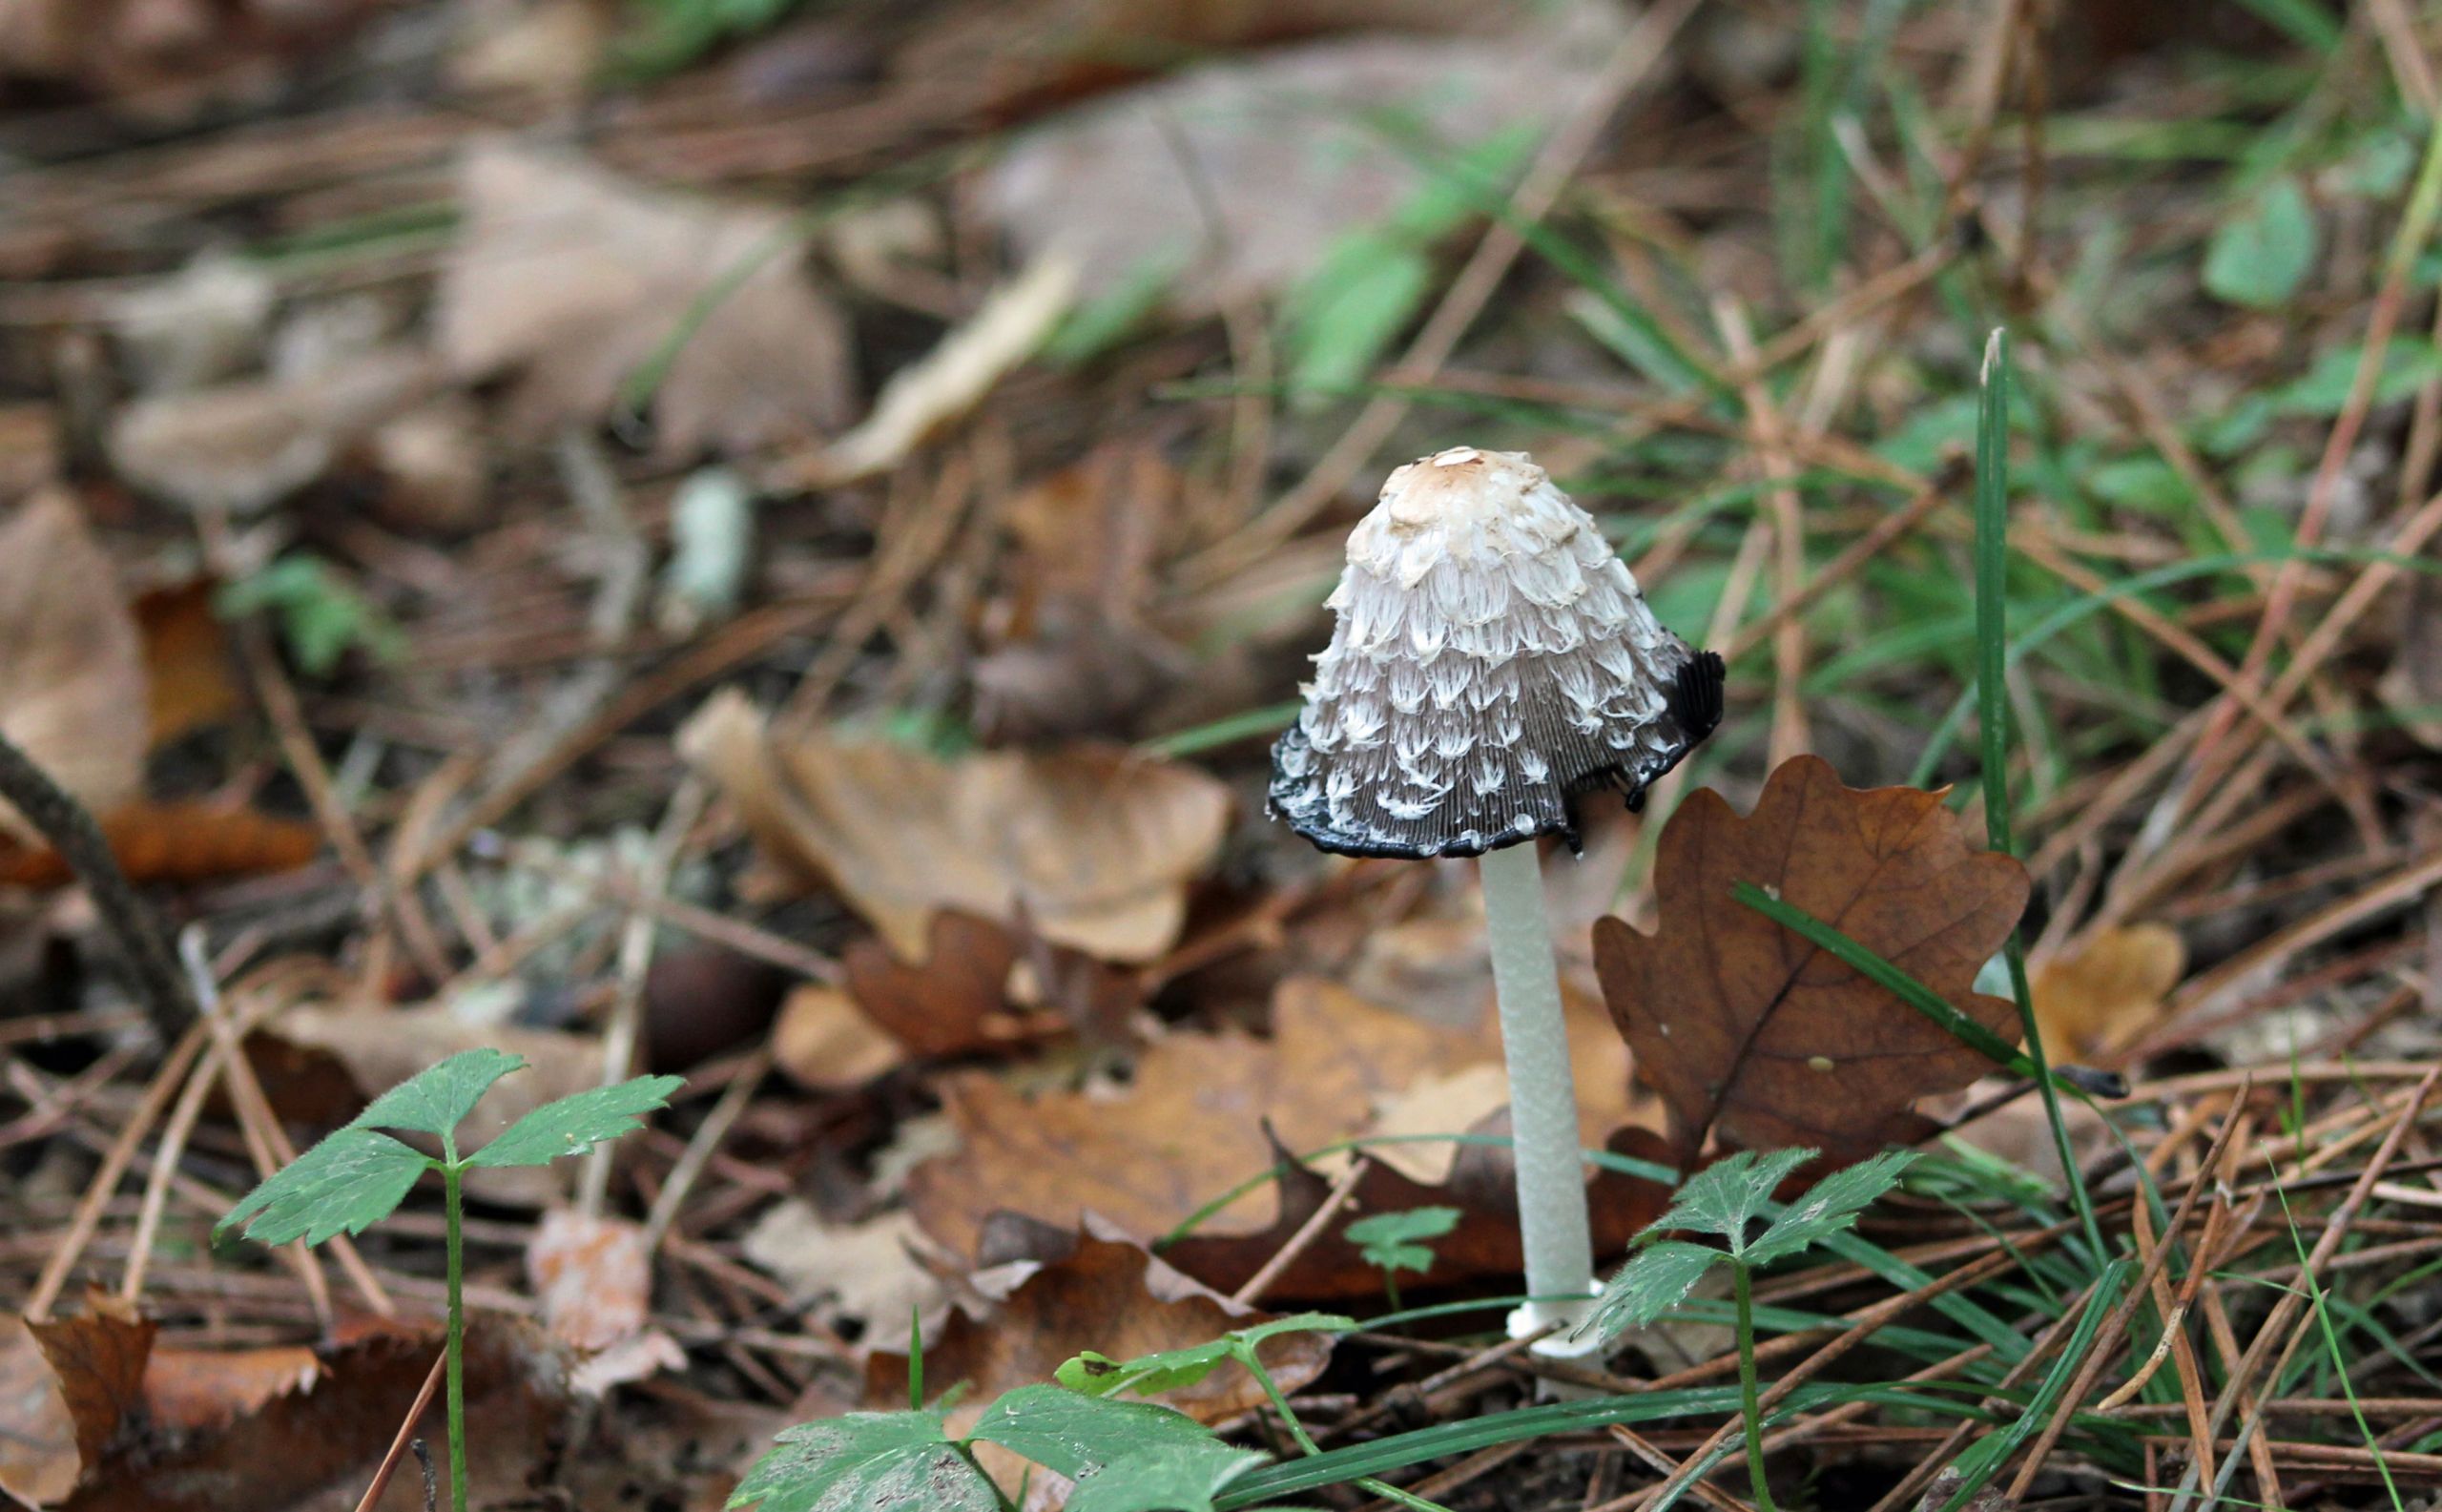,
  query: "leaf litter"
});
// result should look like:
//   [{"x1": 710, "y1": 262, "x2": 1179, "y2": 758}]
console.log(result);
[{"x1": 5, "y1": 5, "x2": 2442, "y2": 1511}]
